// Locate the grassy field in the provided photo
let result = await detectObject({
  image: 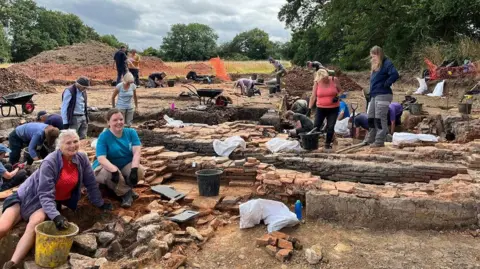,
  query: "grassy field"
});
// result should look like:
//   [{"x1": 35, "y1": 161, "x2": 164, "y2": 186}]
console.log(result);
[
  {"x1": 164, "y1": 60, "x2": 292, "y2": 74},
  {"x1": 0, "y1": 63, "x2": 12, "y2": 68}
]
